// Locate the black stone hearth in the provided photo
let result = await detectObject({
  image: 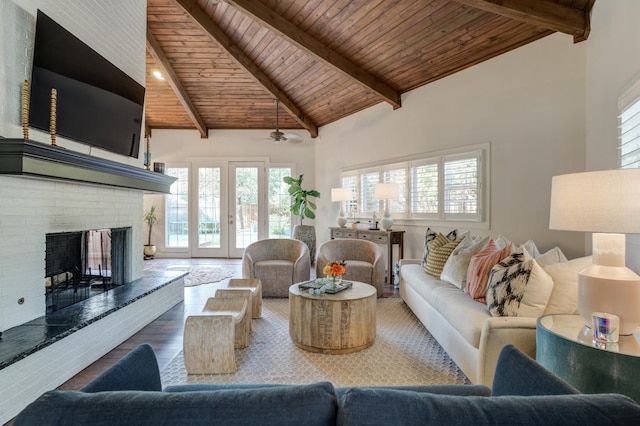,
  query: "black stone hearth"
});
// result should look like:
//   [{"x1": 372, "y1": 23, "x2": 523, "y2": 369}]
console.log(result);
[{"x1": 0, "y1": 270, "x2": 186, "y2": 370}]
